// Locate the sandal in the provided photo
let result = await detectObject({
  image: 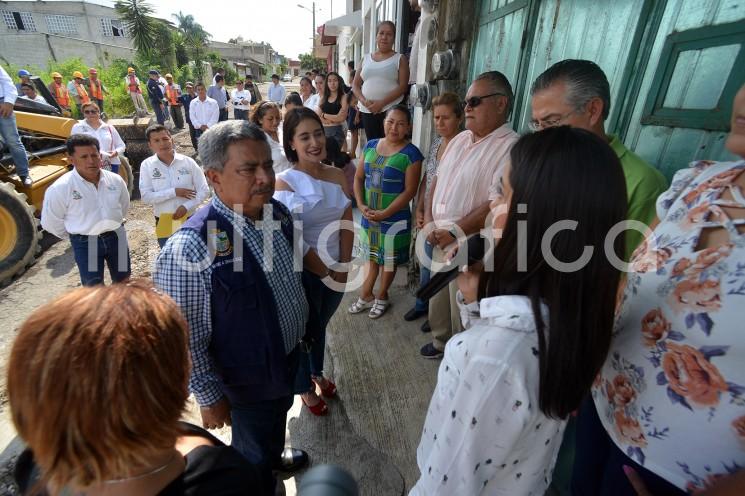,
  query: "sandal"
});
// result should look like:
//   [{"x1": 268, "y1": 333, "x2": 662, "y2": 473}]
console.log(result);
[
  {"x1": 348, "y1": 297, "x2": 374, "y2": 314},
  {"x1": 368, "y1": 299, "x2": 390, "y2": 319},
  {"x1": 301, "y1": 393, "x2": 328, "y2": 416},
  {"x1": 312, "y1": 376, "x2": 337, "y2": 398}
]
